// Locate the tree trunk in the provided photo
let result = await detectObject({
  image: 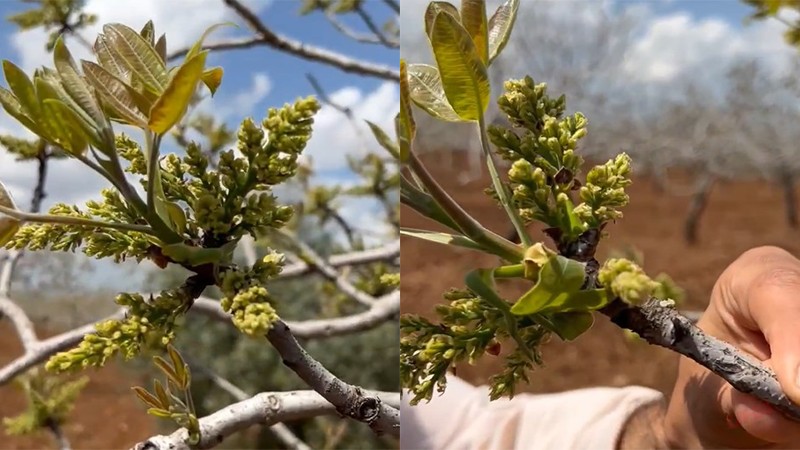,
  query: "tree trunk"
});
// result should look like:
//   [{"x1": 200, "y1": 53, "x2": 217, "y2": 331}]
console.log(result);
[{"x1": 684, "y1": 174, "x2": 714, "y2": 245}]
